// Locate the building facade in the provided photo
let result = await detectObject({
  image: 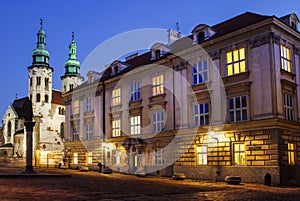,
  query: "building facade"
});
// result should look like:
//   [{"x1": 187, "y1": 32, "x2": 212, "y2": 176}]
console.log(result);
[
  {"x1": 63, "y1": 12, "x2": 300, "y2": 185},
  {"x1": 1, "y1": 20, "x2": 65, "y2": 167}
]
